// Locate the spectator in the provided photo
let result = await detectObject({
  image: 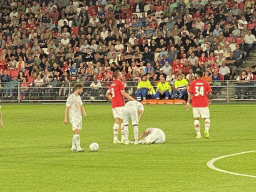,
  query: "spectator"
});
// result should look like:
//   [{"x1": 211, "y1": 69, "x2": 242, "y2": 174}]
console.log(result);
[
  {"x1": 171, "y1": 74, "x2": 188, "y2": 100},
  {"x1": 162, "y1": 61, "x2": 172, "y2": 75},
  {"x1": 155, "y1": 77, "x2": 171, "y2": 100},
  {"x1": 202, "y1": 72, "x2": 212, "y2": 85},
  {"x1": 235, "y1": 70, "x2": 251, "y2": 99},
  {"x1": 136, "y1": 75, "x2": 154, "y2": 101}
]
